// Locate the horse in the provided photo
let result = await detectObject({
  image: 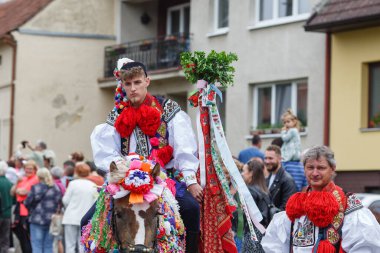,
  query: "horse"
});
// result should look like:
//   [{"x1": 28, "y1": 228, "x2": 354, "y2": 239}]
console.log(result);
[{"x1": 81, "y1": 156, "x2": 186, "y2": 253}]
